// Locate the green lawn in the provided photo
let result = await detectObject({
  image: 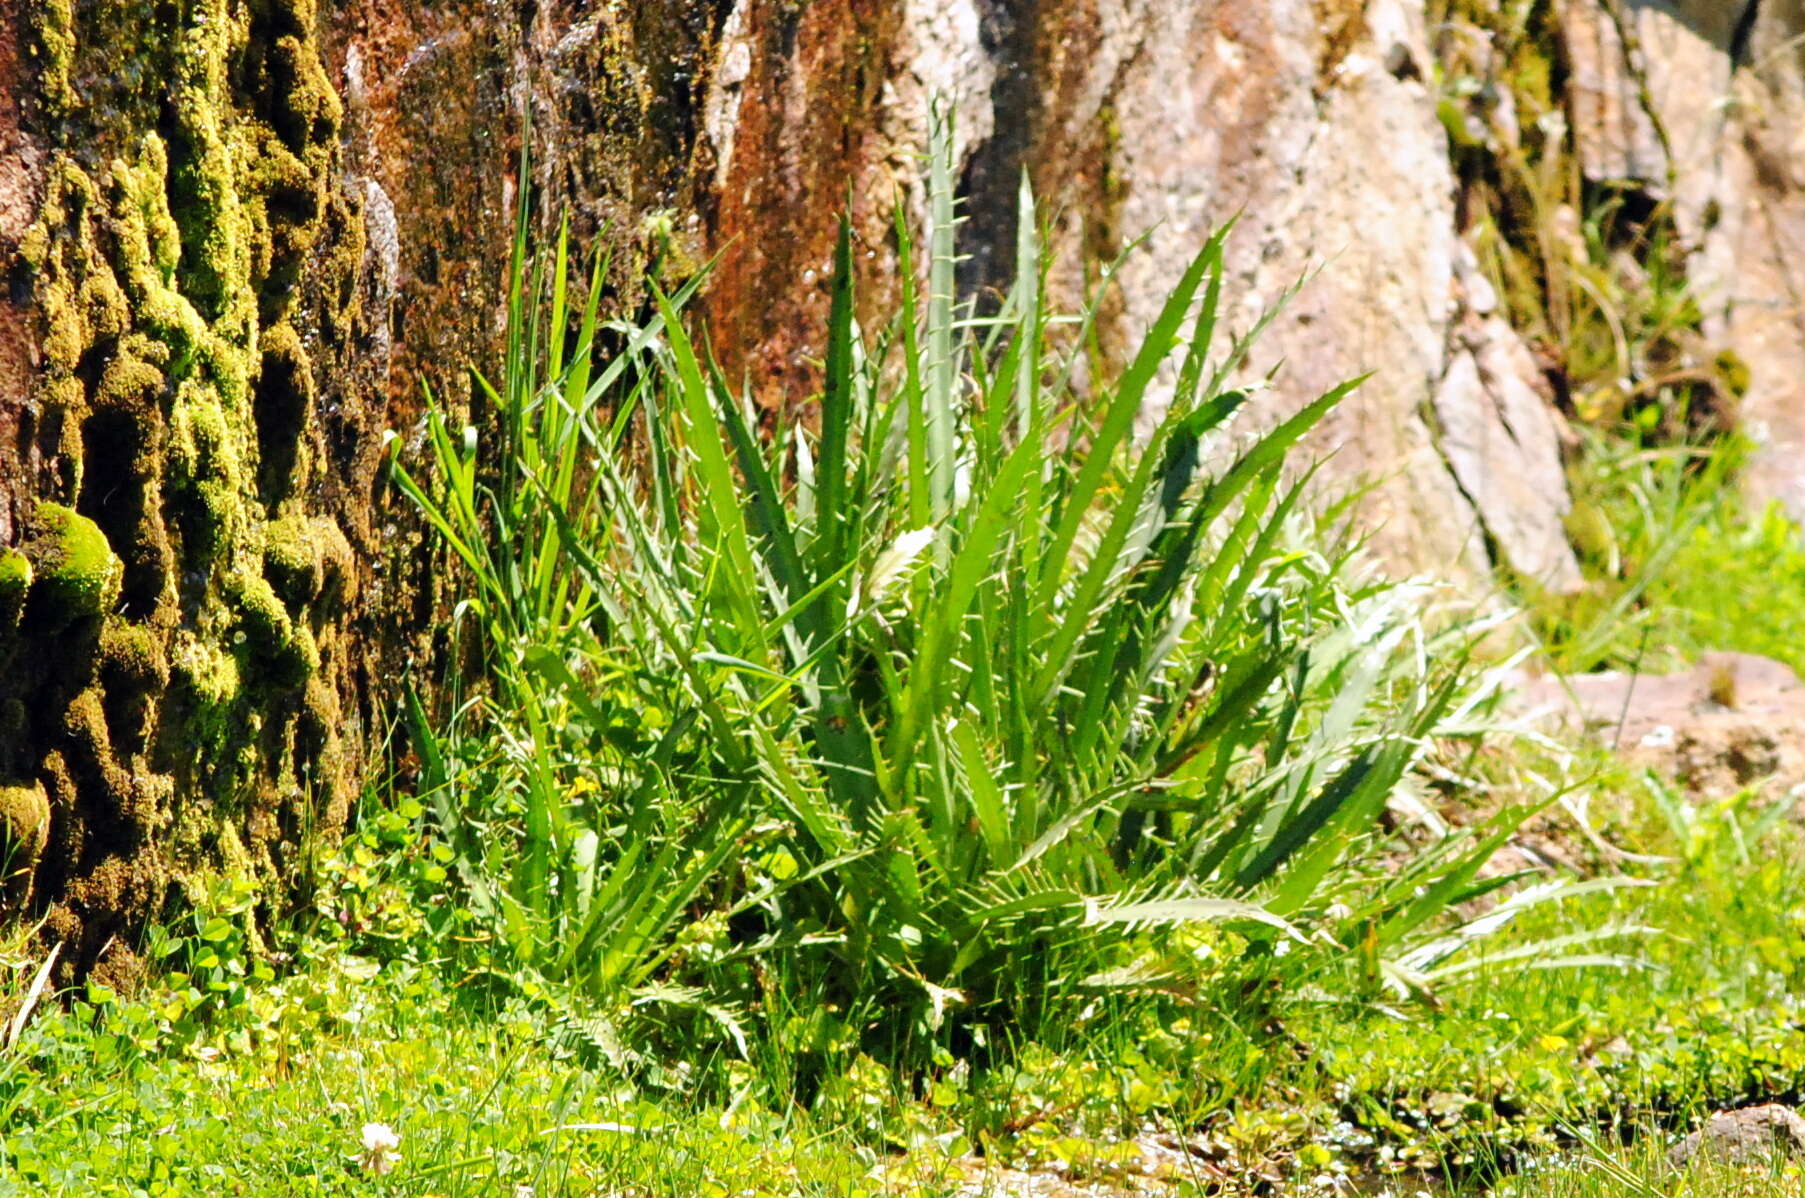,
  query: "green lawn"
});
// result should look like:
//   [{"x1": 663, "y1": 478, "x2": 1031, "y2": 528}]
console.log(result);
[{"x1": 4, "y1": 747, "x2": 1804, "y2": 1196}]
